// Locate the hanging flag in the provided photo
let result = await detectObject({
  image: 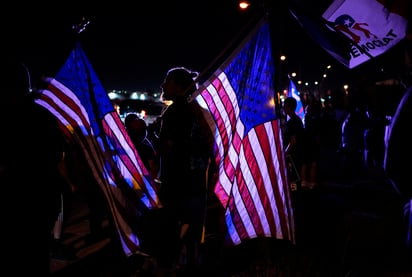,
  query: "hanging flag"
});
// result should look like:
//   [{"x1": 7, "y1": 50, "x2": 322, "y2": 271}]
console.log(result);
[
  {"x1": 35, "y1": 42, "x2": 161, "y2": 257},
  {"x1": 188, "y1": 18, "x2": 295, "y2": 246},
  {"x1": 288, "y1": 78, "x2": 305, "y2": 125},
  {"x1": 322, "y1": 0, "x2": 409, "y2": 69}
]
